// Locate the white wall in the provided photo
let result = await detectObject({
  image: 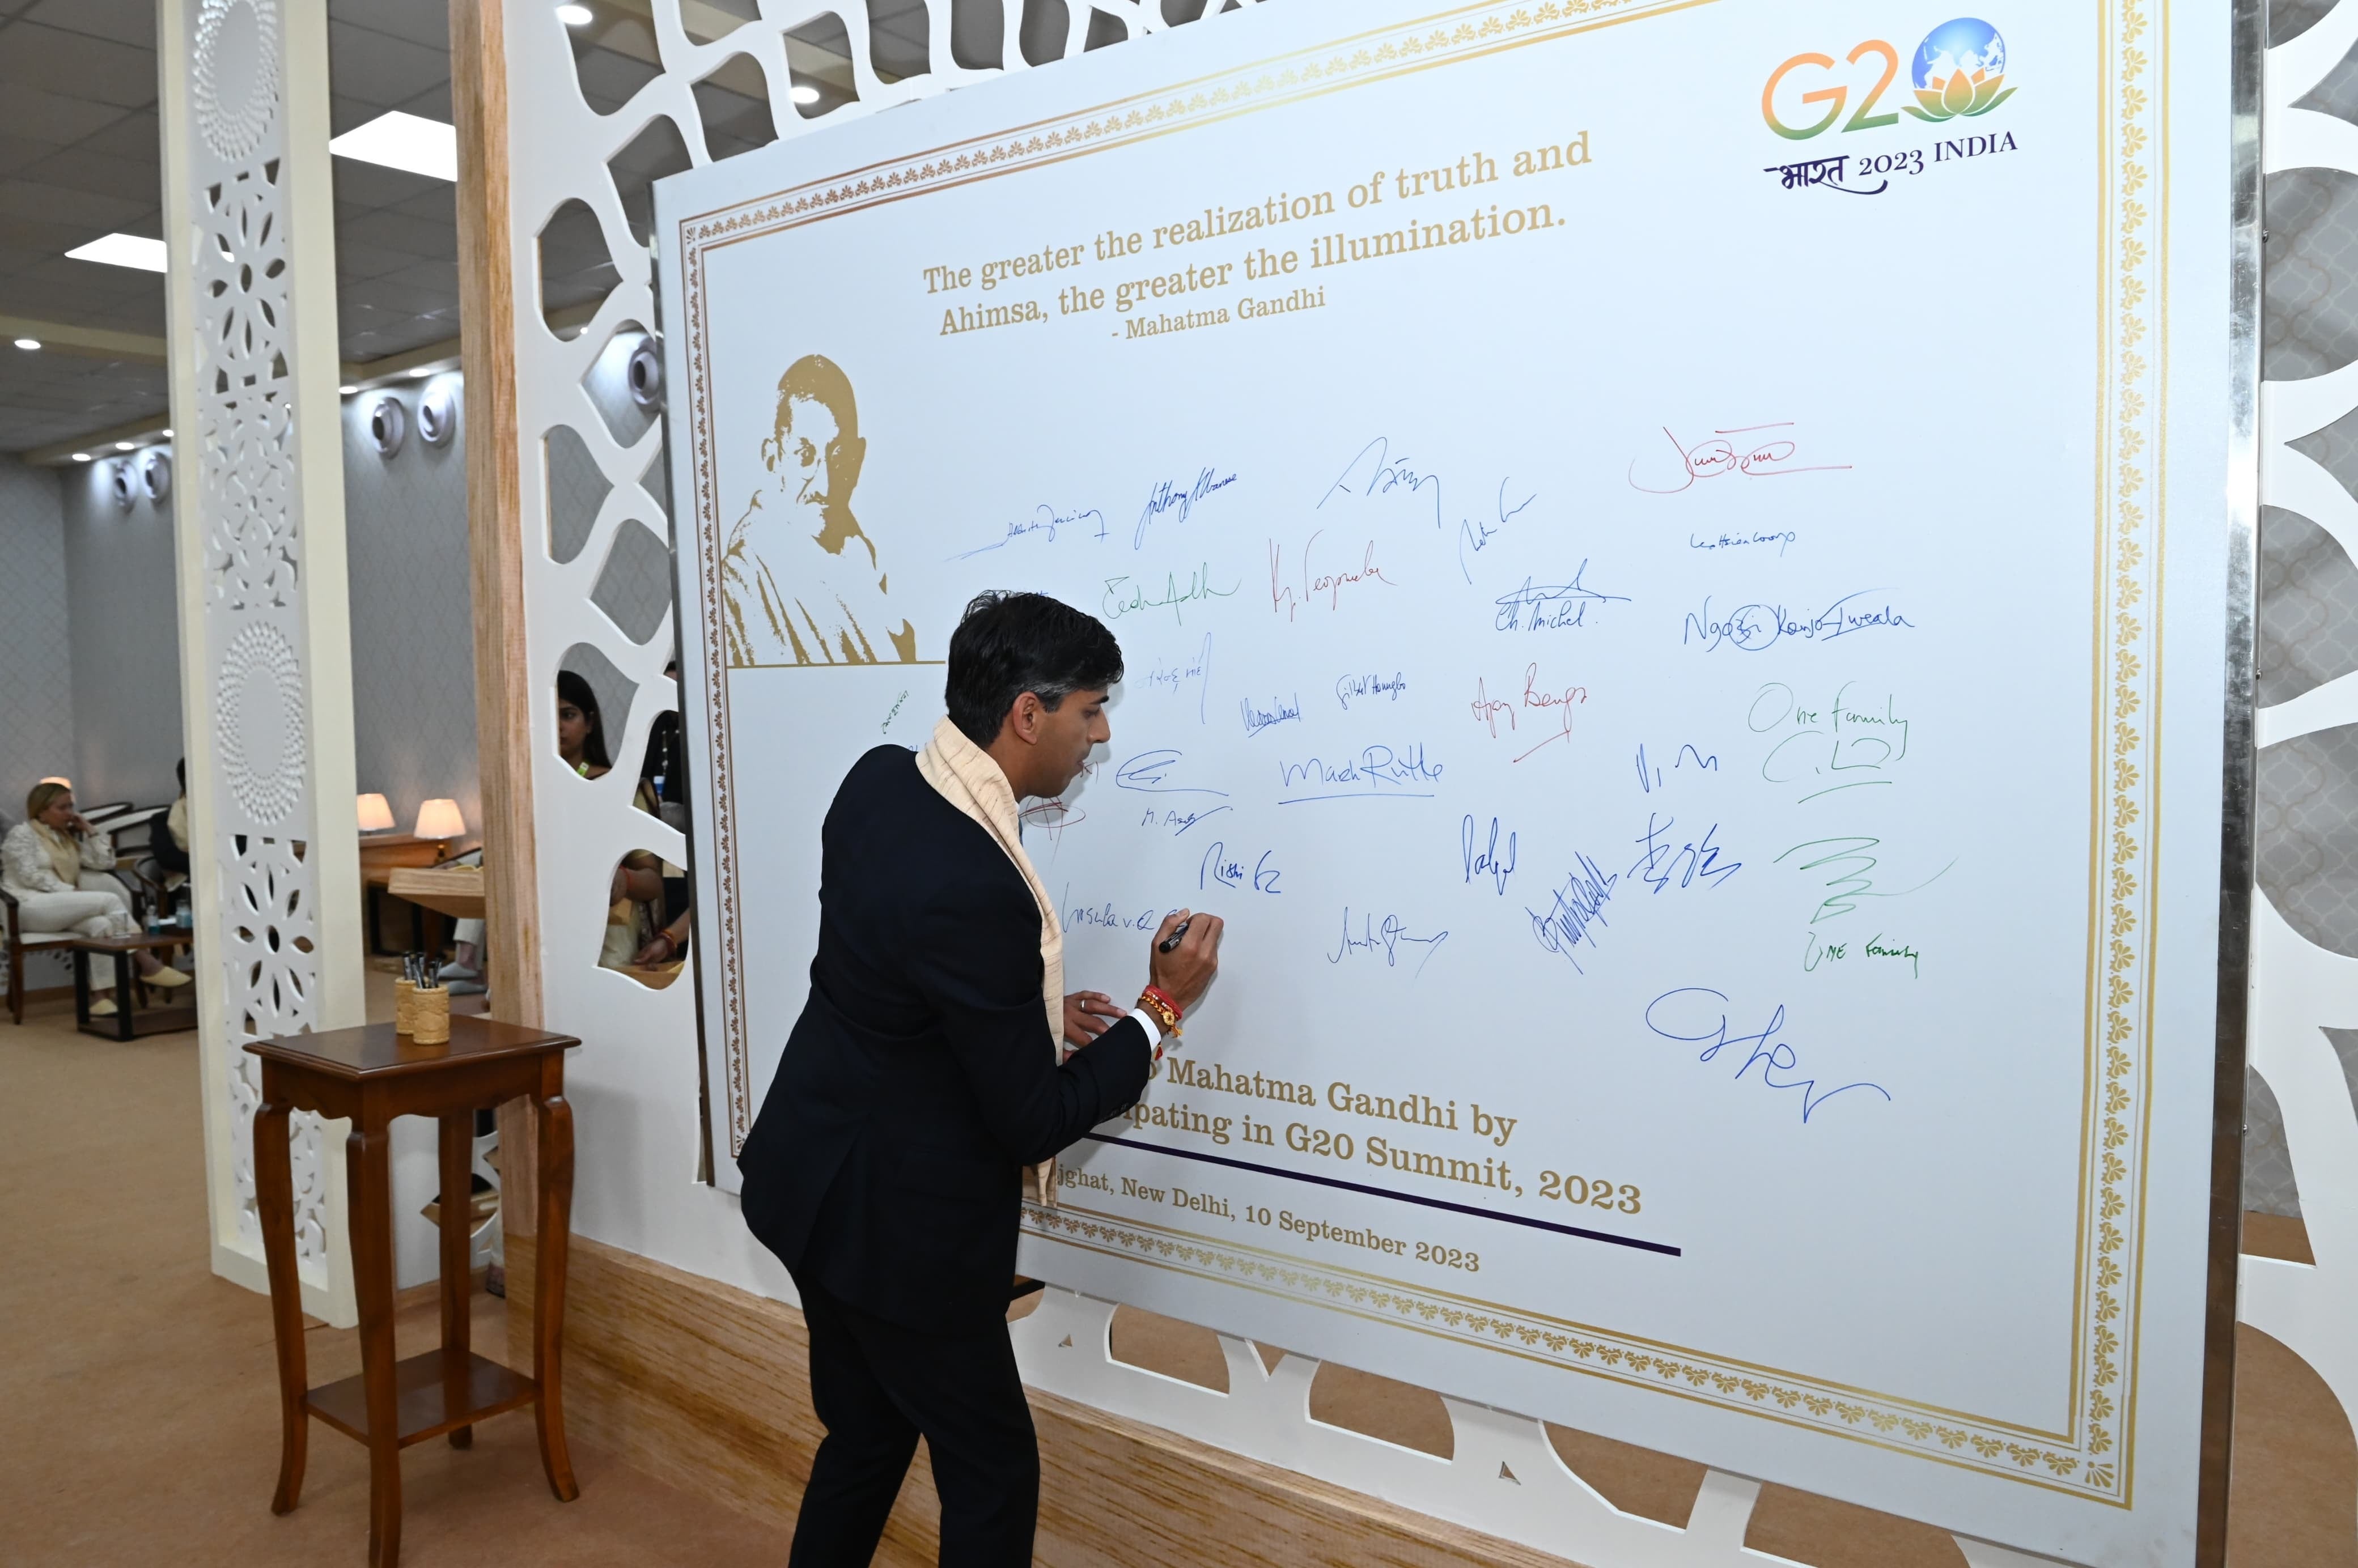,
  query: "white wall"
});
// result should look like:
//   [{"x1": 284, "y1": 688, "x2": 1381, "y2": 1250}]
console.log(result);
[
  {"x1": 341, "y1": 374, "x2": 483, "y2": 845},
  {"x1": 58, "y1": 449, "x2": 184, "y2": 810},
  {"x1": 0, "y1": 454, "x2": 81, "y2": 989}
]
